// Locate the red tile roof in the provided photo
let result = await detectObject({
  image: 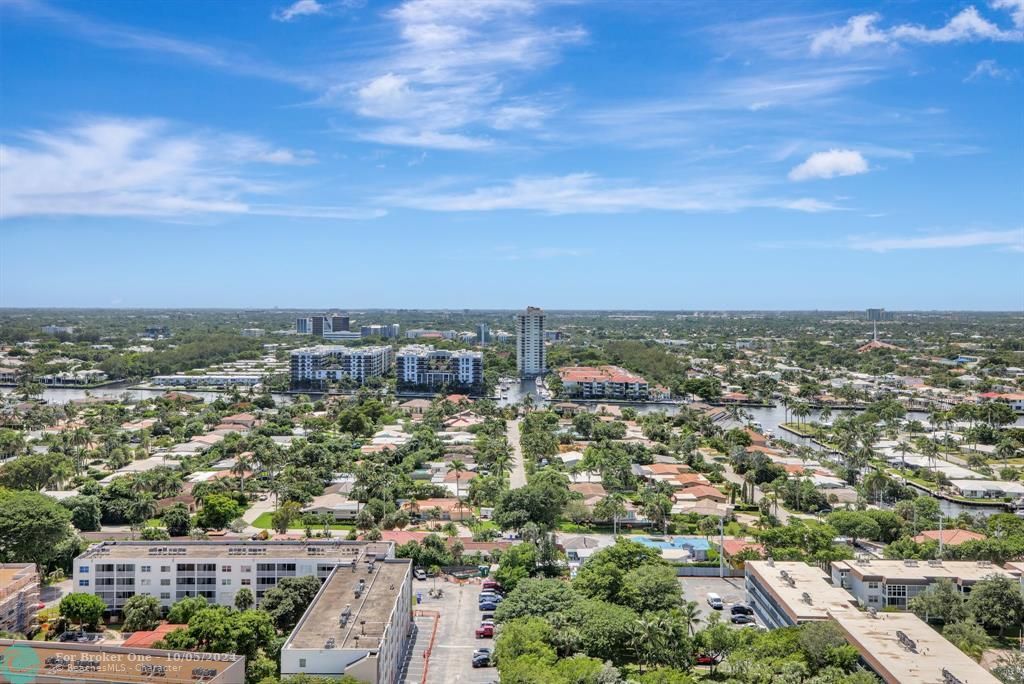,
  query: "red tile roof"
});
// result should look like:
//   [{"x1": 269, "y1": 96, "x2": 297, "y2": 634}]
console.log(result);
[
  {"x1": 912, "y1": 529, "x2": 986, "y2": 546},
  {"x1": 121, "y1": 624, "x2": 186, "y2": 648},
  {"x1": 720, "y1": 540, "x2": 765, "y2": 558},
  {"x1": 558, "y1": 365, "x2": 647, "y2": 385}
]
